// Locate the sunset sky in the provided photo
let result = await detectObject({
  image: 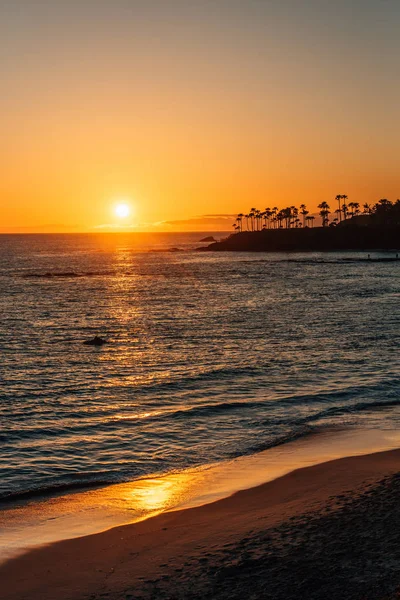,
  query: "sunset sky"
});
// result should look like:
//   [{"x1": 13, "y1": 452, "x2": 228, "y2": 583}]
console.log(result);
[{"x1": 1, "y1": 0, "x2": 399, "y2": 232}]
